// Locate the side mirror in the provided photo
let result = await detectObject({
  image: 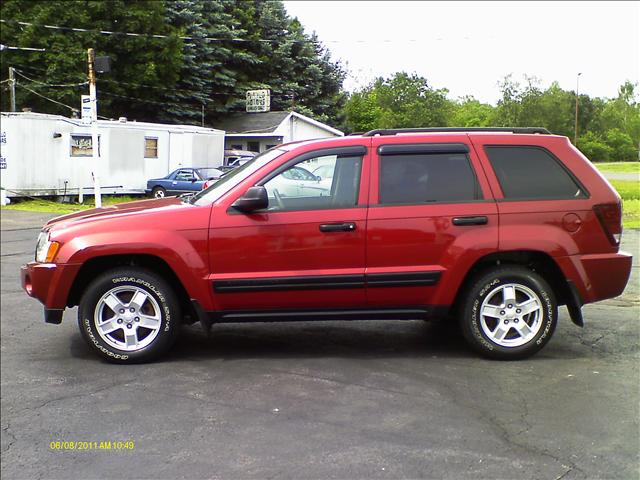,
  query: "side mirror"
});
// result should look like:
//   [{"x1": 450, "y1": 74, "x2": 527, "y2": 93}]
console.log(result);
[
  {"x1": 231, "y1": 186, "x2": 268, "y2": 213},
  {"x1": 315, "y1": 175, "x2": 322, "y2": 182}
]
